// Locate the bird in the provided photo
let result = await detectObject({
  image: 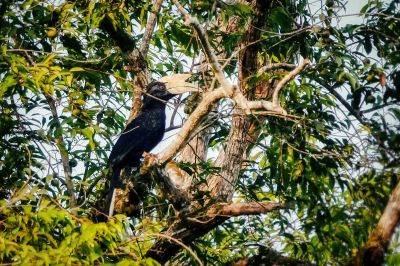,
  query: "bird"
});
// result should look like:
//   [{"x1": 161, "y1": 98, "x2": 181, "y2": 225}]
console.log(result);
[{"x1": 103, "y1": 76, "x2": 199, "y2": 217}]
